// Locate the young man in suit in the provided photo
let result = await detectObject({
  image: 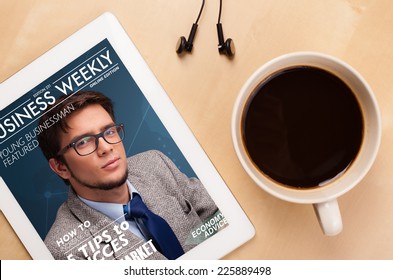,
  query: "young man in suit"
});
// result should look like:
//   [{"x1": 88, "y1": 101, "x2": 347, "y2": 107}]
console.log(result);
[{"x1": 38, "y1": 91, "x2": 219, "y2": 260}]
